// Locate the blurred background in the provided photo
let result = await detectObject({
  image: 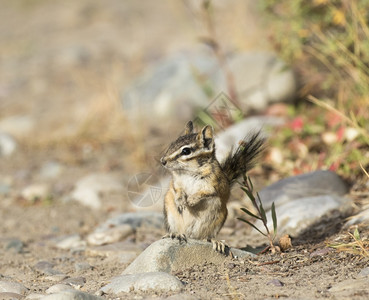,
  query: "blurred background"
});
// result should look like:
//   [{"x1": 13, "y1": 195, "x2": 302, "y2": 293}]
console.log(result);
[{"x1": 0, "y1": 0, "x2": 368, "y2": 296}]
